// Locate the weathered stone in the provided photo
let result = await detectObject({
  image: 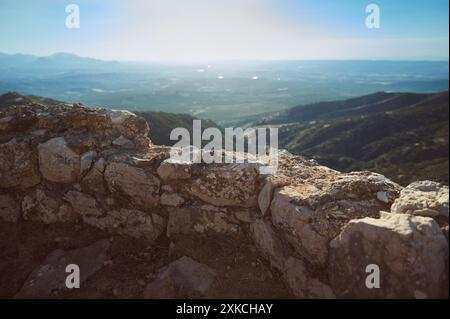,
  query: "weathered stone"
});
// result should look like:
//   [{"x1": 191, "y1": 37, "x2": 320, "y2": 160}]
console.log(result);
[
  {"x1": 160, "y1": 193, "x2": 185, "y2": 207},
  {"x1": 15, "y1": 239, "x2": 110, "y2": 298},
  {"x1": 106, "y1": 109, "x2": 137, "y2": 125},
  {"x1": 2, "y1": 94, "x2": 449, "y2": 300},
  {"x1": 83, "y1": 209, "x2": 165, "y2": 241},
  {"x1": 104, "y1": 161, "x2": 160, "y2": 207},
  {"x1": 250, "y1": 219, "x2": 291, "y2": 270},
  {"x1": 326, "y1": 172, "x2": 402, "y2": 206},
  {"x1": 112, "y1": 135, "x2": 134, "y2": 149},
  {"x1": 0, "y1": 194, "x2": 20, "y2": 222},
  {"x1": 64, "y1": 191, "x2": 102, "y2": 217},
  {"x1": 258, "y1": 178, "x2": 289, "y2": 215},
  {"x1": 57, "y1": 204, "x2": 75, "y2": 221},
  {"x1": 0, "y1": 140, "x2": 40, "y2": 189},
  {"x1": 143, "y1": 256, "x2": 216, "y2": 298},
  {"x1": 258, "y1": 181, "x2": 274, "y2": 215},
  {"x1": 269, "y1": 172, "x2": 402, "y2": 268},
  {"x1": 376, "y1": 191, "x2": 389, "y2": 203},
  {"x1": 79, "y1": 150, "x2": 97, "y2": 175},
  {"x1": 157, "y1": 159, "x2": 191, "y2": 180},
  {"x1": 391, "y1": 181, "x2": 449, "y2": 219},
  {"x1": 81, "y1": 158, "x2": 107, "y2": 194},
  {"x1": 187, "y1": 163, "x2": 259, "y2": 208},
  {"x1": 329, "y1": 212, "x2": 449, "y2": 298},
  {"x1": 38, "y1": 137, "x2": 80, "y2": 183},
  {"x1": 22, "y1": 188, "x2": 78, "y2": 224},
  {"x1": 270, "y1": 186, "x2": 328, "y2": 267},
  {"x1": 284, "y1": 257, "x2": 335, "y2": 298},
  {"x1": 234, "y1": 209, "x2": 256, "y2": 223},
  {"x1": 167, "y1": 207, "x2": 238, "y2": 237},
  {"x1": 63, "y1": 130, "x2": 111, "y2": 154},
  {"x1": 104, "y1": 109, "x2": 150, "y2": 150}
]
